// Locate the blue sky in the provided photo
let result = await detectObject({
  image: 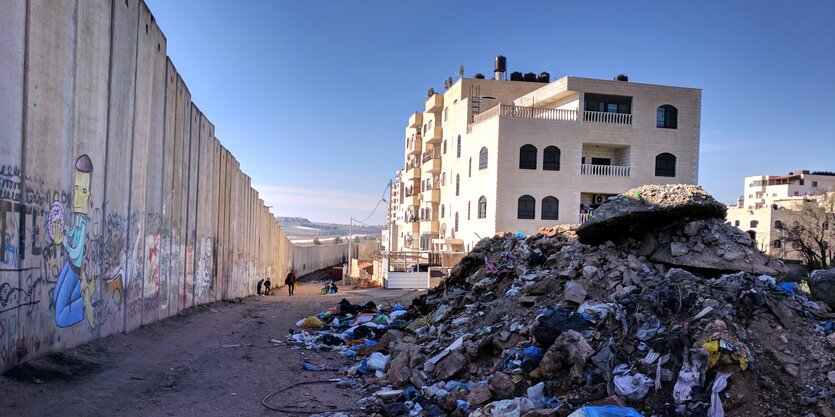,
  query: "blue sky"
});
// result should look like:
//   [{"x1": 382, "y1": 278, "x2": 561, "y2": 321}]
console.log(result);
[{"x1": 145, "y1": 0, "x2": 835, "y2": 225}]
